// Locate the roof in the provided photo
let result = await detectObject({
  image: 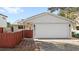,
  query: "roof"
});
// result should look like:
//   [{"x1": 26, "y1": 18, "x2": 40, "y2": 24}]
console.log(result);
[
  {"x1": 17, "y1": 12, "x2": 76, "y2": 24},
  {"x1": 11, "y1": 24, "x2": 24, "y2": 26},
  {"x1": 0, "y1": 14, "x2": 8, "y2": 17}
]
